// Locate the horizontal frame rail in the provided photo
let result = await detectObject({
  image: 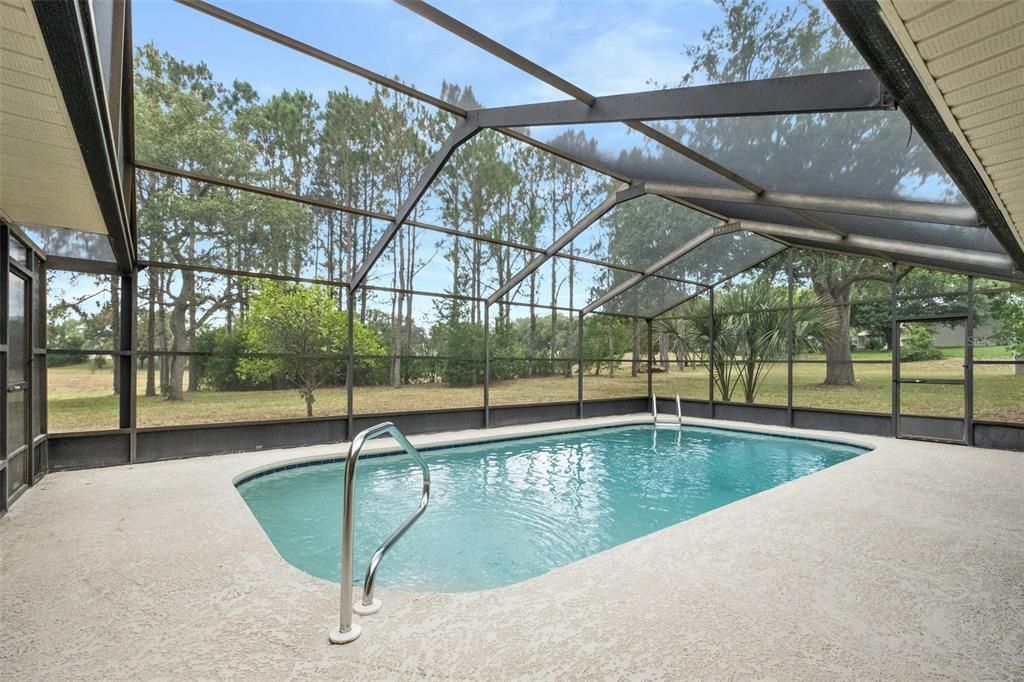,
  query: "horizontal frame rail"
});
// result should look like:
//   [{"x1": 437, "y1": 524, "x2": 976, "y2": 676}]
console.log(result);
[{"x1": 467, "y1": 70, "x2": 893, "y2": 128}]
